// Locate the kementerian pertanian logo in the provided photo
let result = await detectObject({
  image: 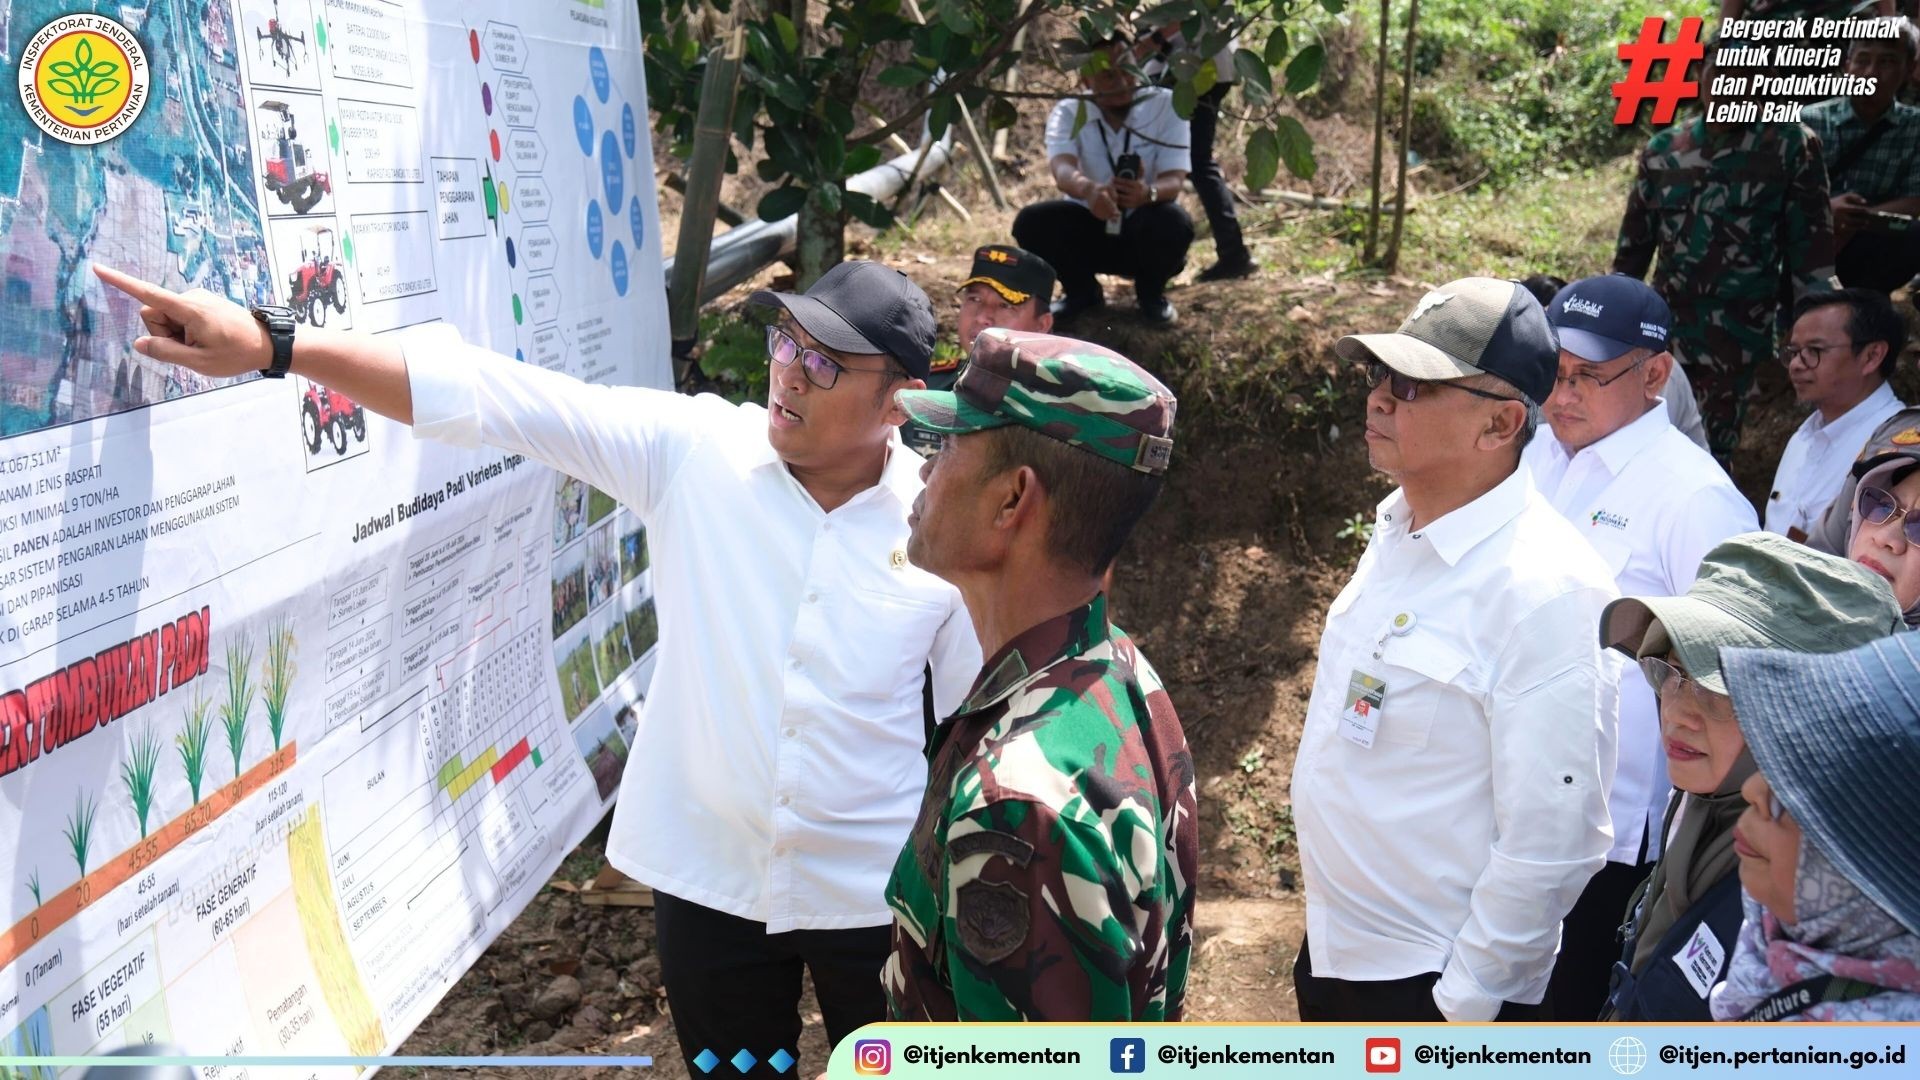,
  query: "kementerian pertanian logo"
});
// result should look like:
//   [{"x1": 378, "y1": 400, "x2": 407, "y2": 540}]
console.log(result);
[{"x1": 17, "y1": 14, "x2": 149, "y2": 145}]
